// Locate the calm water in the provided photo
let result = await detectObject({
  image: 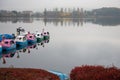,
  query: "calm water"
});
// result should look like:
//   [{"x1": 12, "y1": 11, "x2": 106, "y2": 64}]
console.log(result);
[{"x1": 0, "y1": 18, "x2": 120, "y2": 74}]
